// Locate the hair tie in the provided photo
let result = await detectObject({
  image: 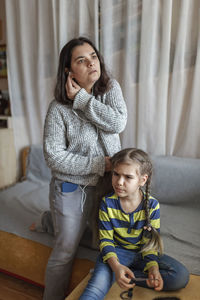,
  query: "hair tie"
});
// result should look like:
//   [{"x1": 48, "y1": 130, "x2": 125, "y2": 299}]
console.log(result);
[
  {"x1": 143, "y1": 225, "x2": 152, "y2": 238},
  {"x1": 143, "y1": 224, "x2": 152, "y2": 231}
]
